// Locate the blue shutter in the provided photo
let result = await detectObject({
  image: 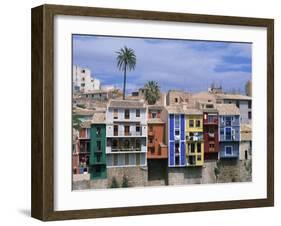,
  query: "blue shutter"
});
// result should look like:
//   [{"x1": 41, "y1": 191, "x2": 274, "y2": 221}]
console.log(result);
[
  {"x1": 169, "y1": 141, "x2": 175, "y2": 166},
  {"x1": 180, "y1": 141, "x2": 186, "y2": 165},
  {"x1": 180, "y1": 114, "x2": 185, "y2": 140},
  {"x1": 169, "y1": 114, "x2": 174, "y2": 140}
]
